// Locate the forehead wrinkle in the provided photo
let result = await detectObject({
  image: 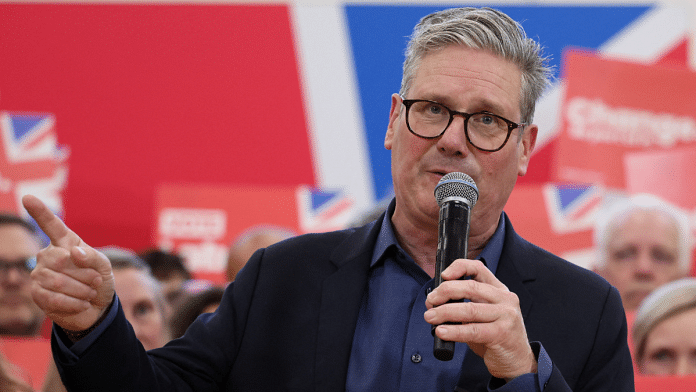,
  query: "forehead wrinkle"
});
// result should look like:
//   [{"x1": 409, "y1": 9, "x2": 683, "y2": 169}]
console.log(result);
[{"x1": 414, "y1": 59, "x2": 520, "y2": 117}]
